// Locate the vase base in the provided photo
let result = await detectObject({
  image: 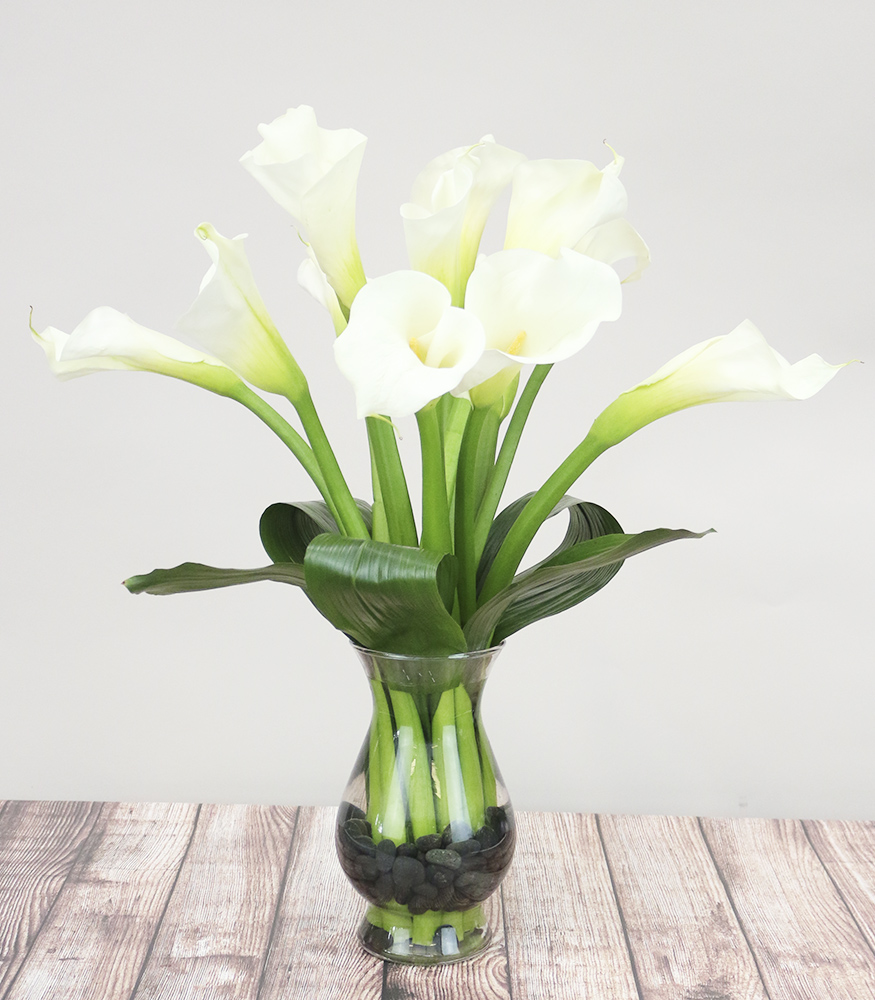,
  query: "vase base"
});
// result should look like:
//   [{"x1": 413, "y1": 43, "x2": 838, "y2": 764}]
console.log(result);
[{"x1": 358, "y1": 903, "x2": 489, "y2": 965}]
